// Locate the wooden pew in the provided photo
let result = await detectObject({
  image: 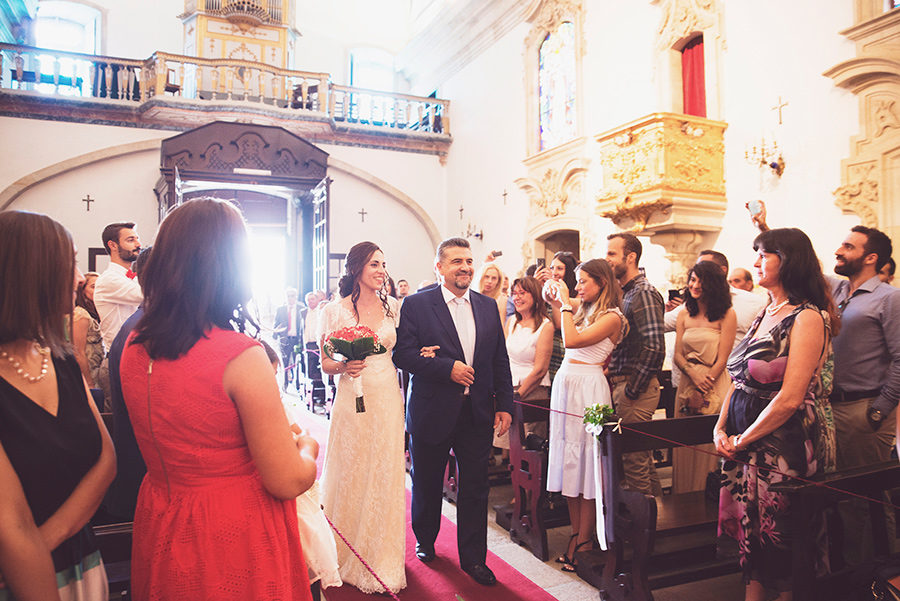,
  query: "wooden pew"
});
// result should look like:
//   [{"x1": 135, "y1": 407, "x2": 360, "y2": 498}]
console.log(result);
[
  {"x1": 93, "y1": 521, "x2": 133, "y2": 598},
  {"x1": 581, "y1": 414, "x2": 736, "y2": 600},
  {"x1": 503, "y1": 396, "x2": 570, "y2": 560},
  {"x1": 769, "y1": 461, "x2": 900, "y2": 601}
]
